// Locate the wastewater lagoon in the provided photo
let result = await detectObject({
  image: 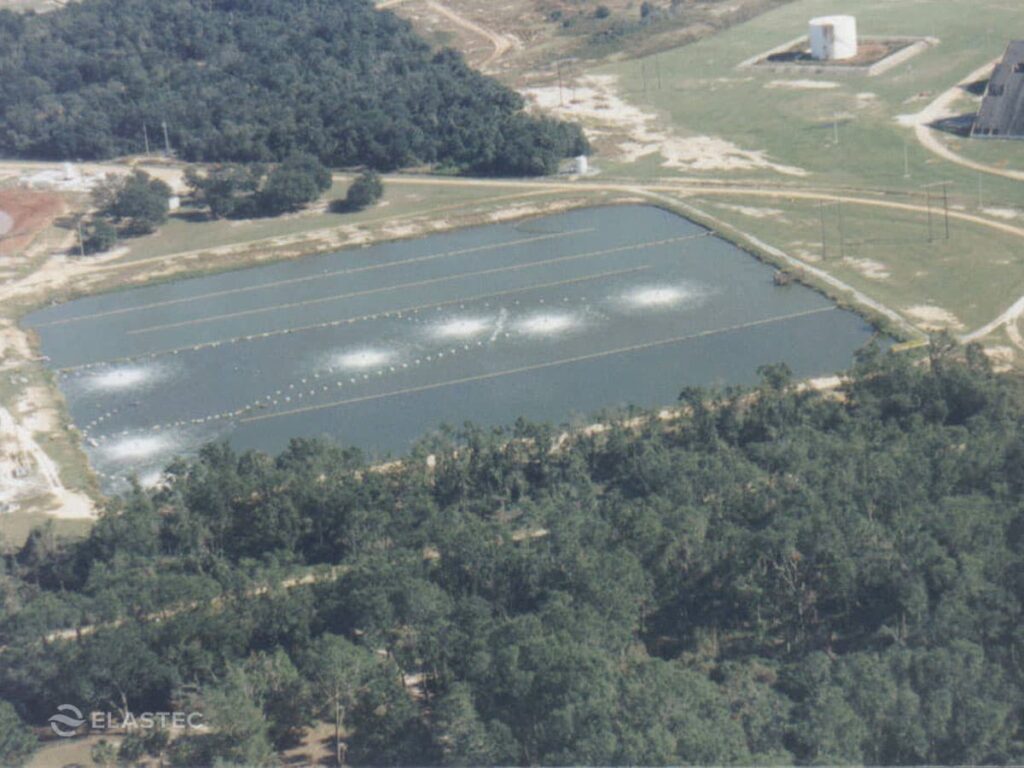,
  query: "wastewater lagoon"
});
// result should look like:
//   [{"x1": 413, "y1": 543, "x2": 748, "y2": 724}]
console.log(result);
[{"x1": 26, "y1": 205, "x2": 879, "y2": 490}]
